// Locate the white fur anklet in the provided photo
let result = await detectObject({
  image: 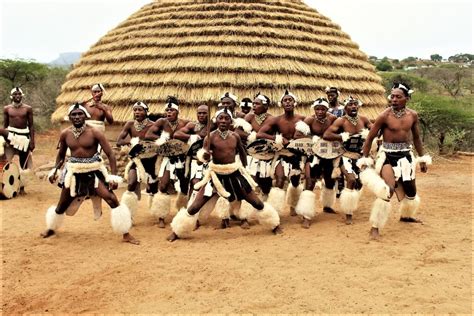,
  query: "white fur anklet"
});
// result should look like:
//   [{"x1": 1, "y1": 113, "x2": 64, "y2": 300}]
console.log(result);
[
  {"x1": 110, "y1": 204, "x2": 132, "y2": 234},
  {"x1": 321, "y1": 187, "x2": 336, "y2": 210},
  {"x1": 170, "y1": 207, "x2": 197, "y2": 238},
  {"x1": 295, "y1": 190, "x2": 316, "y2": 220},
  {"x1": 339, "y1": 189, "x2": 360, "y2": 215},
  {"x1": 150, "y1": 192, "x2": 171, "y2": 219},
  {"x1": 121, "y1": 191, "x2": 139, "y2": 220},
  {"x1": 45, "y1": 205, "x2": 65, "y2": 231},
  {"x1": 369, "y1": 198, "x2": 392, "y2": 229},
  {"x1": 267, "y1": 187, "x2": 286, "y2": 215},
  {"x1": 286, "y1": 184, "x2": 302, "y2": 209},
  {"x1": 256, "y1": 202, "x2": 280, "y2": 229},
  {"x1": 400, "y1": 195, "x2": 420, "y2": 218}
]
